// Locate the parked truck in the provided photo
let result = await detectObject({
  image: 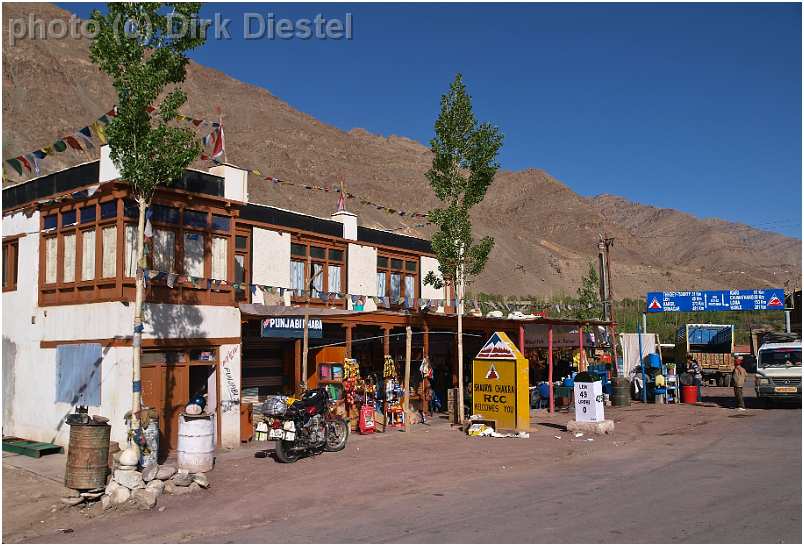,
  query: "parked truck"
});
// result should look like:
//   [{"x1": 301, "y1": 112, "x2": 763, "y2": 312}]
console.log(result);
[
  {"x1": 753, "y1": 333, "x2": 801, "y2": 405},
  {"x1": 675, "y1": 324, "x2": 735, "y2": 386}
]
